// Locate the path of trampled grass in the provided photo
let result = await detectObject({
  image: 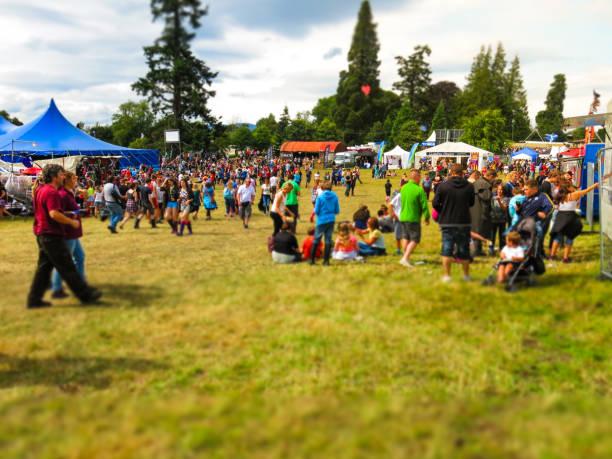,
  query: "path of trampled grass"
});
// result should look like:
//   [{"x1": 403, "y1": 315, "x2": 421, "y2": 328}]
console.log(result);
[{"x1": 0, "y1": 174, "x2": 610, "y2": 457}]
